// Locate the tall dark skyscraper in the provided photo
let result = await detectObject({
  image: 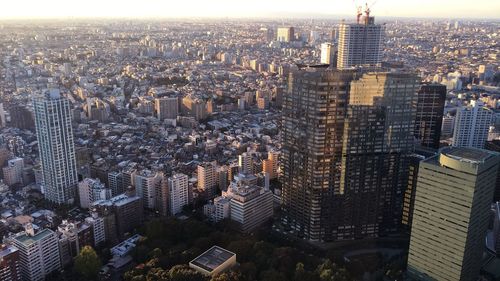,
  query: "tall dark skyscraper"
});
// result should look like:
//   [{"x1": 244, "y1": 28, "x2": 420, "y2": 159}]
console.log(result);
[
  {"x1": 414, "y1": 83, "x2": 446, "y2": 149},
  {"x1": 340, "y1": 72, "x2": 419, "y2": 238},
  {"x1": 401, "y1": 146, "x2": 437, "y2": 231},
  {"x1": 281, "y1": 68, "x2": 419, "y2": 241},
  {"x1": 485, "y1": 140, "x2": 500, "y2": 202},
  {"x1": 281, "y1": 67, "x2": 357, "y2": 241}
]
